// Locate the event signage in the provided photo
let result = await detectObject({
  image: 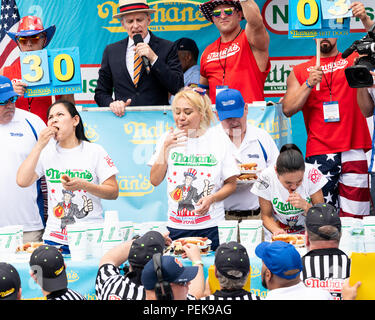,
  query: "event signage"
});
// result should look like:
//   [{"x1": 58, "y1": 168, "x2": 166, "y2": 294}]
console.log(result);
[
  {"x1": 20, "y1": 47, "x2": 82, "y2": 97},
  {"x1": 288, "y1": 0, "x2": 351, "y2": 39}
]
